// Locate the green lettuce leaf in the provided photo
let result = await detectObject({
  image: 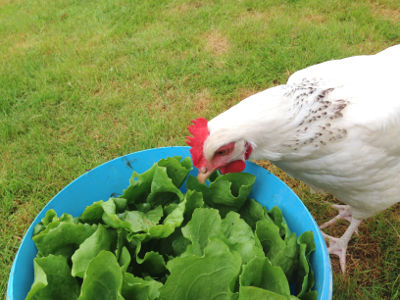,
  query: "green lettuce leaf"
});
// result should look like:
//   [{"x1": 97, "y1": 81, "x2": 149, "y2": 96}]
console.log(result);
[
  {"x1": 238, "y1": 286, "x2": 298, "y2": 300},
  {"x1": 181, "y1": 208, "x2": 221, "y2": 256},
  {"x1": 120, "y1": 157, "x2": 188, "y2": 209},
  {"x1": 33, "y1": 210, "x2": 58, "y2": 235},
  {"x1": 125, "y1": 201, "x2": 191, "y2": 277},
  {"x1": 120, "y1": 205, "x2": 163, "y2": 233},
  {"x1": 79, "y1": 197, "x2": 128, "y2": 225},
  {"x1": 120, "y1": 164, "x2": 157, "y2": 206},
  {"x1": 170, "y1": 230, "x2": 191, "y2": 256},
  {"x1": 255, "y1": 218, "x2": 299, "y2": 280},
  {"x1": 300, "y1": 291, "x2": 318, "y2": 300},
  {"x1": 131, "y1": 238, "x2": 167, "y2": 277},
  {"x1": 158, "y1": 156, "x2": 192, "y2": 188},
  {"x1": 207, "y1": 173, "x2": 256, "y2": 209},
  {"x1": 113, "y1": 197, "x2": 128, "y2": 212},
  {"x1": 160, "y1": 238, "x2": 242, "y2": 300},
  {"x1": 270, "y1": 233, "x2": 298, "y2": 281},
  {"x1": 136, "y1": 250, "x2": 166, "y2": 277},
  {"x1": 146, "y1": 197, "x2": 186, "y2": 239},
  {"x1": 115, "y1": 228, "x2": 128, "y2": 261},
  {"x1": 119, "y1": 246, "x2": 131, "y2": 272},
  {"x1": 183, "y1": 189, "x2": 204, "y2": 222},
  {"x1": 186, "y1": 173, "x2": 255, "y2": 216},
  {"x1": 26, "y1": 255, "x2": 80, "y2": 300},
  {"x1": 33, "y1": 218, "x2": 97, "y2": 257},
  {"x1": 146, "y1": 165, "x2": 184, "y2": 207},
  {"x1": 295, "y1": 231, "x2": 316, "y2": 297},
  {"x1": 79, "y1": 200, "x2": 104, "y2": 224},
  {"x1": 101, "y1": 198, "x2": 133, "y2": 231},
  {"x1": 158, "y1": 229, "x2": 191, "y2": 257},
  {"x1": 239, "y1": 256, "x2": 290, "y2": 296},
  {"x1": 255, "y1": 218, "x2": 285, "y2": 258},
  {"x1": 81, "y1": 198, "x2": 165, "y2": 235},
  {"x1": 71, "y1": 224, "x2": 117, "y2": 278},
  {"x1": 238, "y1": 198, "x2": 268, "y2": 230},
  {"x1": 122, "y1": 272, "x2": 163, "y2": 300},
  {"x1": 268, "y1": 206, "x2": 291, "y2": 239},
  {"x1": 298, "y1": 231, "x2": 316, "y2": 257},
  {"x1": 78, "y1": 250, "x2": 124, "y2": 300},
  {"x1": 125, "y1": 198, "x2": 189, "y2": 266},
  {"x1": 220, "y1": 211, "x2": 264, "y2": 264}
]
